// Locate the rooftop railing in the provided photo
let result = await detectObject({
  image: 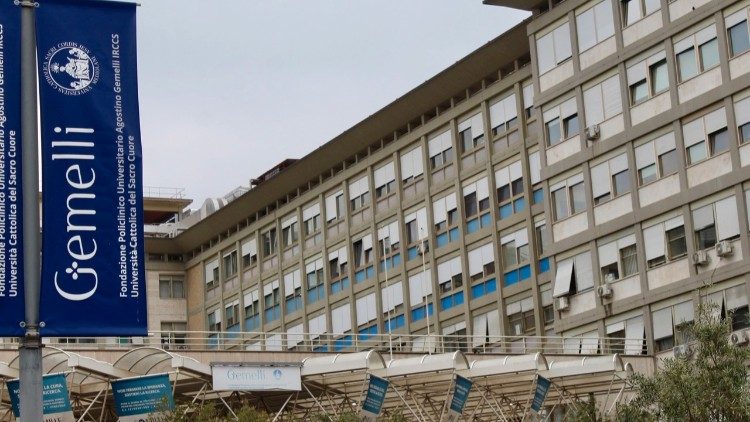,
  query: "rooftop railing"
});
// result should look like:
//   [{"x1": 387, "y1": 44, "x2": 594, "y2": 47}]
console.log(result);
[{"x1": 142, "y1": 186, "x2": 186, "y2": 199}]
